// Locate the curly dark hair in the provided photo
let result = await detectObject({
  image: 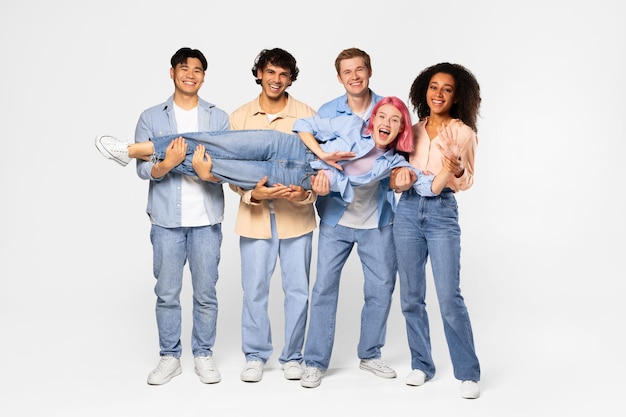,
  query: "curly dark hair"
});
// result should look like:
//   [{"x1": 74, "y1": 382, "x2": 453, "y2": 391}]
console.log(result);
[
  {"x1": 251, "y1": 48, "x2": 299, "y2": 84},
  {"x1": 408, "y1": 63, "x2": 481, "y2": 132}
]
